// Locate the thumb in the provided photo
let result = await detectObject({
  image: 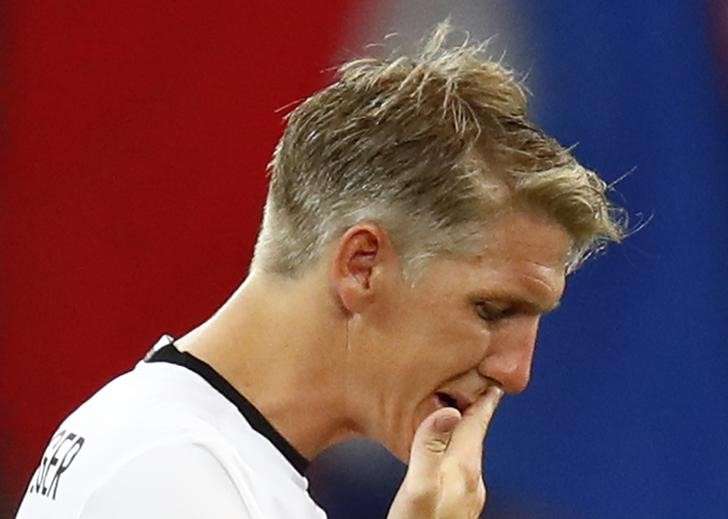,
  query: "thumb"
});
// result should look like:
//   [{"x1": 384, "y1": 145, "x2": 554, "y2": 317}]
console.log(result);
[{"x1": 405, "y1": 407, "x2": 462, "y2": 481}]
